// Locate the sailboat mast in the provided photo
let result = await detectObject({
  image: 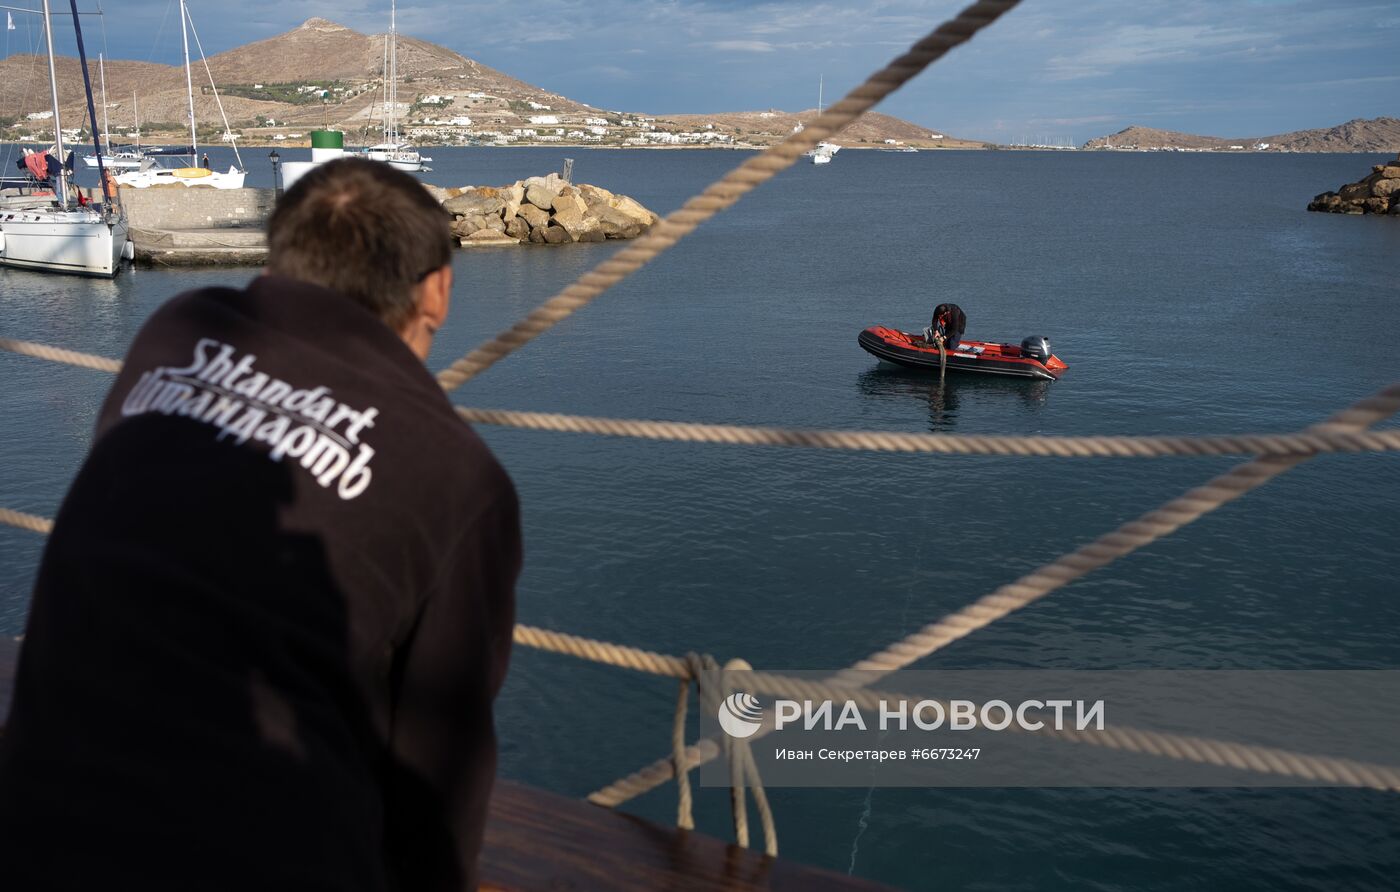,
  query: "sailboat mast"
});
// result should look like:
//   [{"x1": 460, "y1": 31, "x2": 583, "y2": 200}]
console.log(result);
[
  {"x1": 389, "y1": 0, "x2": 397, "y2": 143},
  {"x1": 40, "y1": 0, "x2": 68, "y2": 208},
  {"x1": 380, "y1": 36, "x2": 389, "y2": 143},
  {"x1": 133, "y1": 92, "x2": 140, "y2": 150},
  {"x1": 99, "y1": 53, "x2": 110, "y2": 154},
  {"x1": 180, "y1": 0, "x2": 197, "y2": 156}
]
